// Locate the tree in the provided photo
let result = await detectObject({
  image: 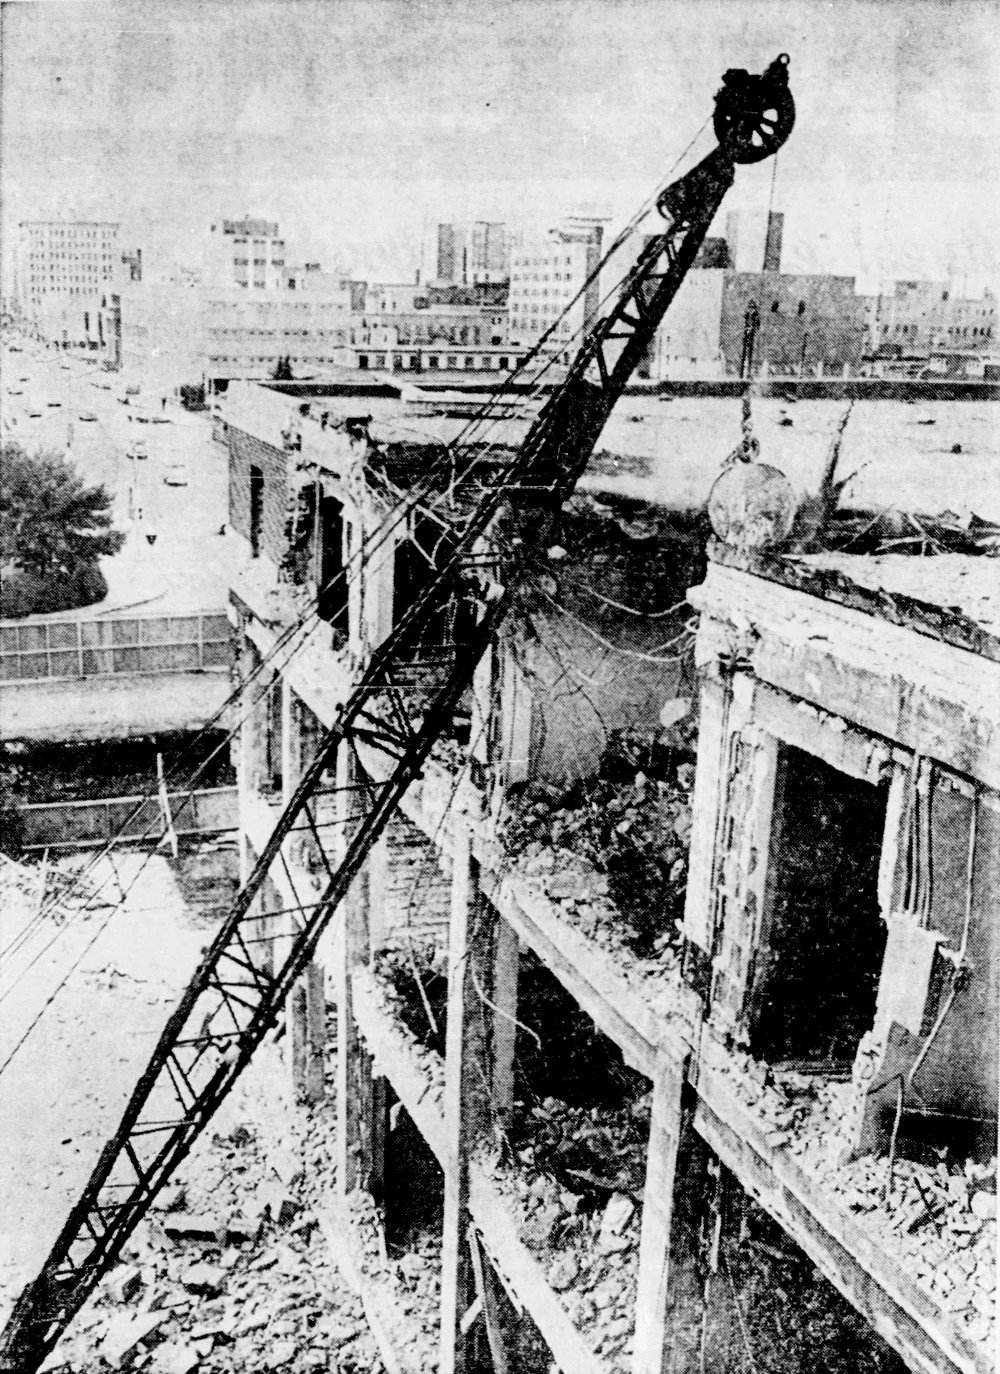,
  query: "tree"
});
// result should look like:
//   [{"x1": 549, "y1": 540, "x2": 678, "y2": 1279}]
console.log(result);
[
  {"x1": 272, "y1": 354, "x2": 294, "y2": 381},
  {"x1": 0, "y1": 443, "x2": 125, "y2": 616}
]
